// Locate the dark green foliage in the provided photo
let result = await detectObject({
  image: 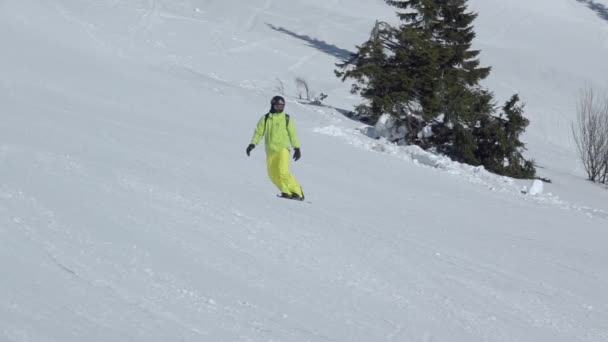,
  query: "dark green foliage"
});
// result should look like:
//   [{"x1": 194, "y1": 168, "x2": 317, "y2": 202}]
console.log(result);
[
  {"x1": 335, "y1": 23, "x2": 393, "y2": 122},
  {"x1": 335, "y1": 0, "x2": 536, "y2": 178},
  {"x1": 335, "y1": 22, "x2": 438, "y2": 123},
  {"x1": 474, "y1": 95, "x2": 536, "y2": 179},
  {"x1": 452, "y1": 123, "x2": 479, "y2": 165},
  {"x1": 435, "y1": 95, "x2": 536, "y2": 178}
]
